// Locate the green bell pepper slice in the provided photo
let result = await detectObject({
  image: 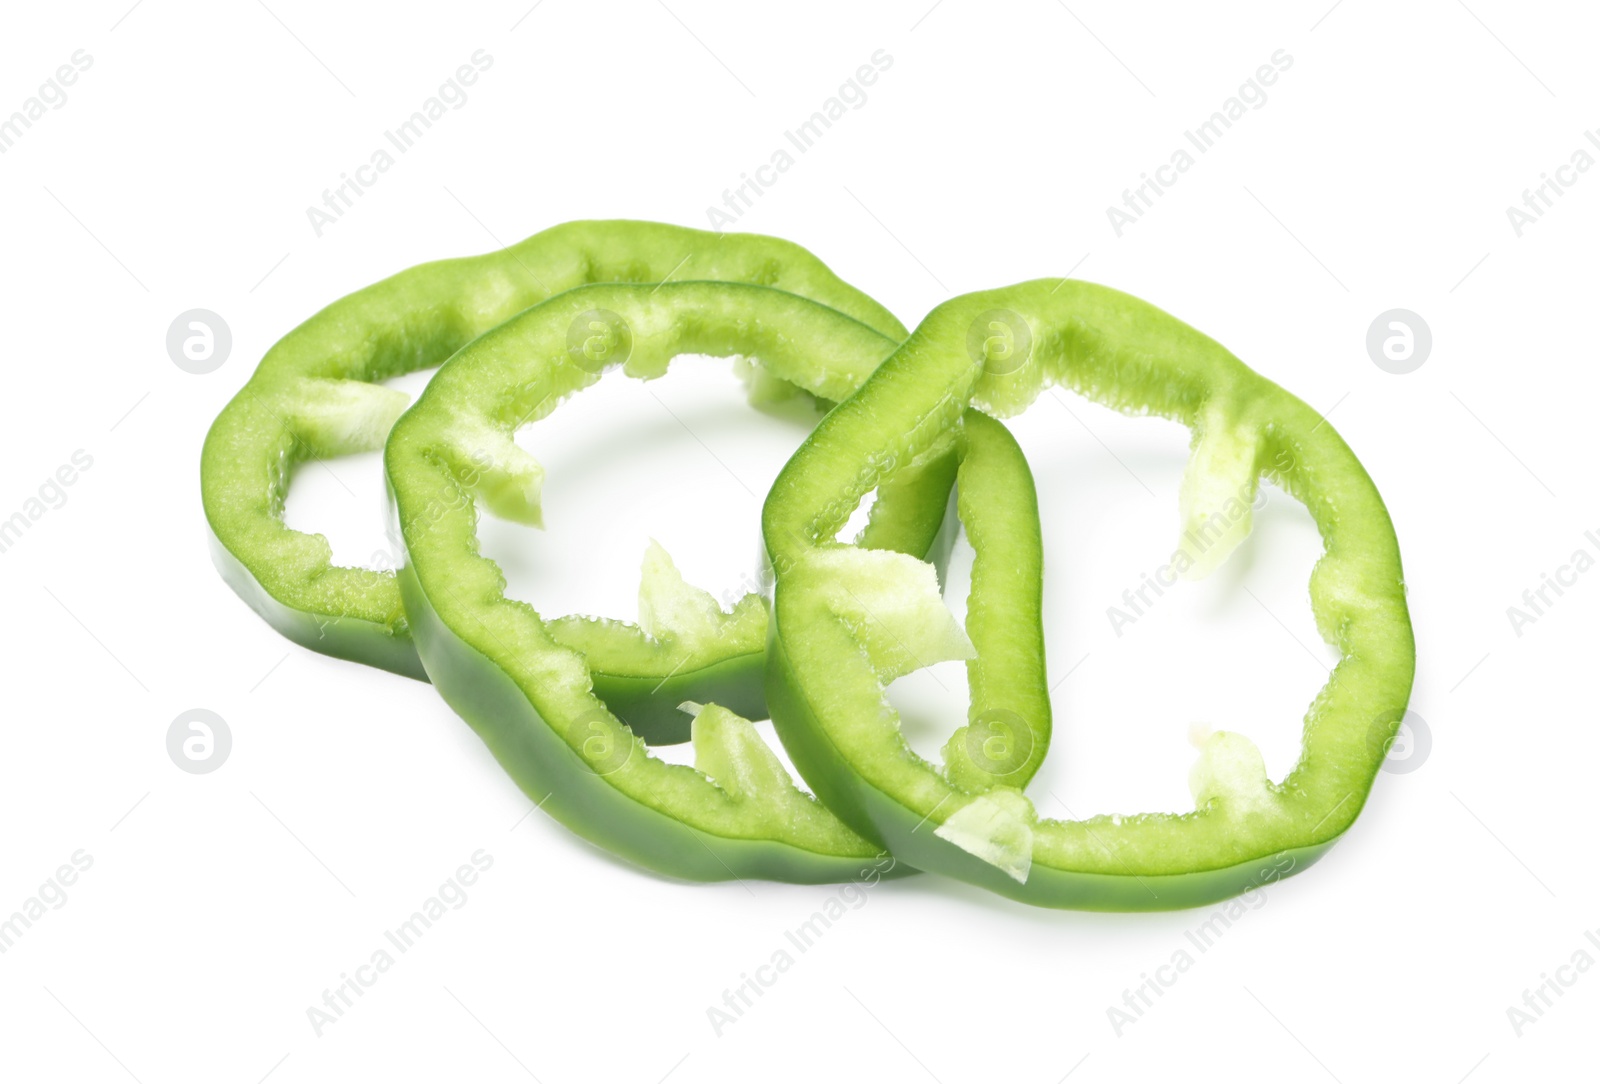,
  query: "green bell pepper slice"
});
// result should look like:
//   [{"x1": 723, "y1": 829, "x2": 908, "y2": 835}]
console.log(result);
[
  {"x1": 763, "y1": 279, "x2": 1416, "y2": 910},
  {"x1": 201, "y1": 220, "x2": 908, "y2": 682},
  {"x1": 385, "y1": 280, "x2": 1021, "y2": 880}
]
